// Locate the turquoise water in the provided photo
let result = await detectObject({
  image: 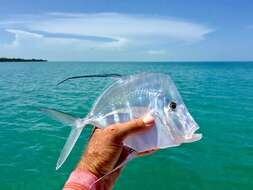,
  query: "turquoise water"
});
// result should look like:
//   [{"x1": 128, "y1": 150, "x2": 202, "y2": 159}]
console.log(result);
[{"x1": 0, "y1": 61, "x2": 253, "y2": 190}]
